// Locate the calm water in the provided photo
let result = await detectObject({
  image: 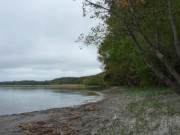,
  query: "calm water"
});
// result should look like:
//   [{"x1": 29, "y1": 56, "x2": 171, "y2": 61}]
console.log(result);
[{"x1": 0, "y1": 87, "x2": 102, "y2": 115}]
